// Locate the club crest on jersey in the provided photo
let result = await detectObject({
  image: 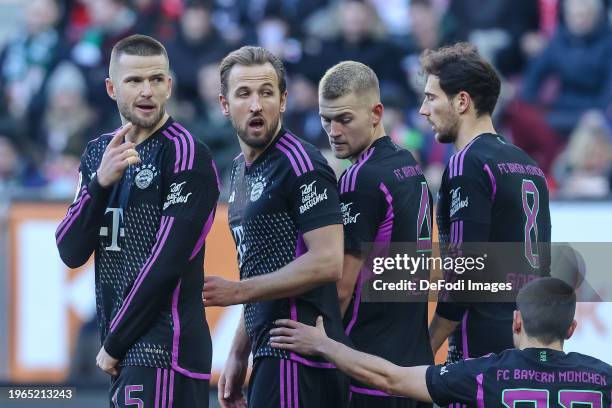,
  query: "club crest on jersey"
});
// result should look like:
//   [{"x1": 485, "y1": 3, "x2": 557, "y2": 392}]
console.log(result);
[
  {"x1": 299, "y1": 180, "x2": 328, "y2": 214},
  {"x1": 341, "y1": 202, "x2": 361, "y2": 225},
  {"x1": 134, "y1": 164, "x2": 158, "y2": 189},
  {"x1": 163, "y1": 181, "x2": 192, "y2": 210},
  {"x1": 250, "y1": 176, "x2": 267, "y2": 202},
  {"x1": 450, "y1": 187, "x2": 469, "y2": 217}
]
